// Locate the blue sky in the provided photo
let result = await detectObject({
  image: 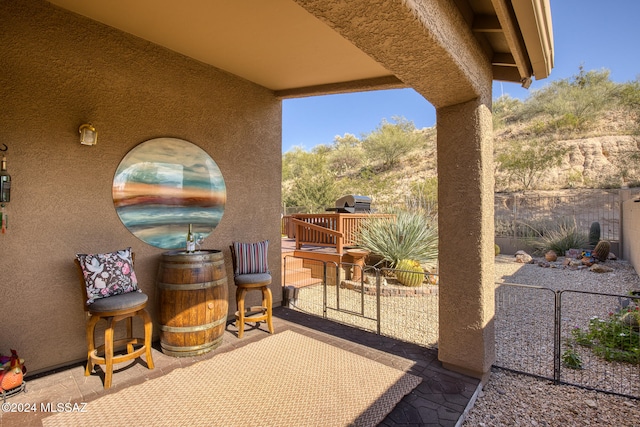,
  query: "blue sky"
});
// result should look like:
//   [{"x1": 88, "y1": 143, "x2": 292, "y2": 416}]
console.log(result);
[{"x1": 282, "y1": 0, "x2": 640, "y2": 153}]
